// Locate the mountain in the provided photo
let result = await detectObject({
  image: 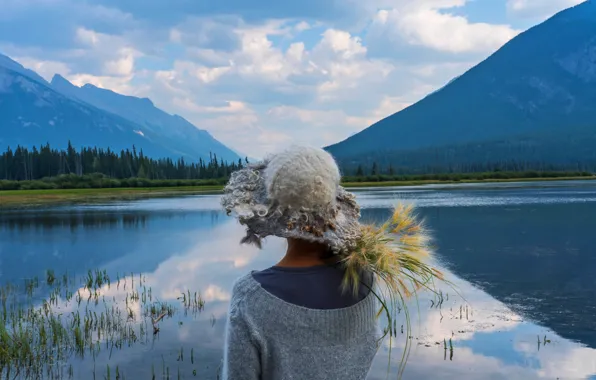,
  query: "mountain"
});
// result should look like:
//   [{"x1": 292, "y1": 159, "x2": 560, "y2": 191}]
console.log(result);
[
  {"x1": 0, "y1": 55, "x2": 47, "y2": 85},
  {"x1": 326, "y1": 1, "x2": 596, "y2": 173},
  {"x1": 50, "y1": 74, "x2": 239, "y2": 162},
  {"x1": 0, "y1": 54, "x2": 240, "y2": 163}
]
